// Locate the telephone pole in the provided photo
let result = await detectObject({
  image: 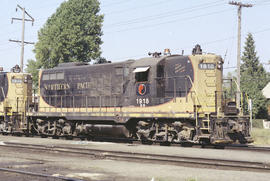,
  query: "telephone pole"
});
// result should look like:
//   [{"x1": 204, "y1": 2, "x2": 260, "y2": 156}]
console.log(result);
[
  {"x1": 9, "y1": 5, "x2": 34, "y2": 72},
  {"x1": 229, "y1": 1, "x2": 252, "y2": 108}
]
